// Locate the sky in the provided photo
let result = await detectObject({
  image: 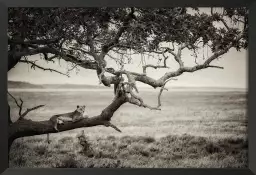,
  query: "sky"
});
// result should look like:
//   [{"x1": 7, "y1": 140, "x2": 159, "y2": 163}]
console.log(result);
[{"x1": 7, "y1": 8, "x2": 248, "y2": 89}]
